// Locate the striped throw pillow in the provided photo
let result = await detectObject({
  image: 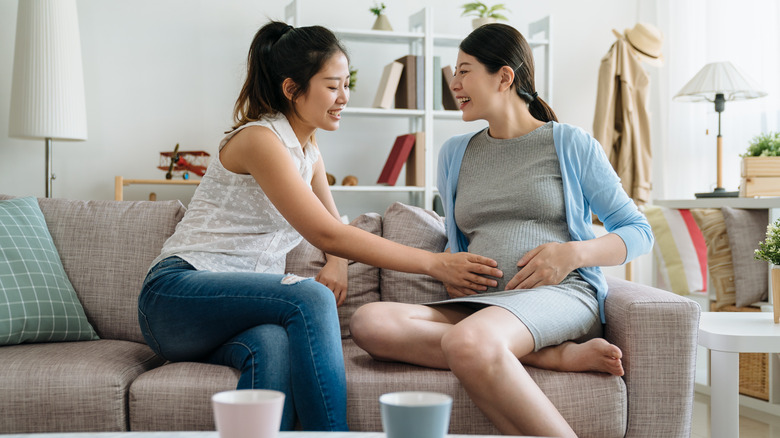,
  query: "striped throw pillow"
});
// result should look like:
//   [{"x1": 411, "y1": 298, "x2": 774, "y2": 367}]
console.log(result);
[{"x1": 644, "y1": 206, "x2": 708, "y2": 294}]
